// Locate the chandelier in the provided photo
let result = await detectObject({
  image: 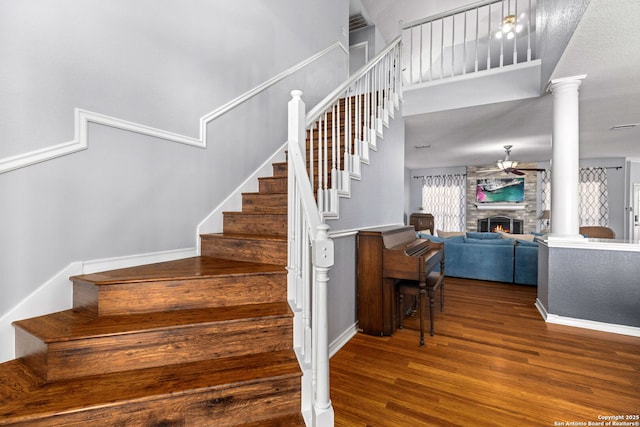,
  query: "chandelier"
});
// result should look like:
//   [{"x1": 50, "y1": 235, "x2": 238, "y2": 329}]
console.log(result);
[{"x1": 495, "y1": 14, "x2": 524, "y2": 40}]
